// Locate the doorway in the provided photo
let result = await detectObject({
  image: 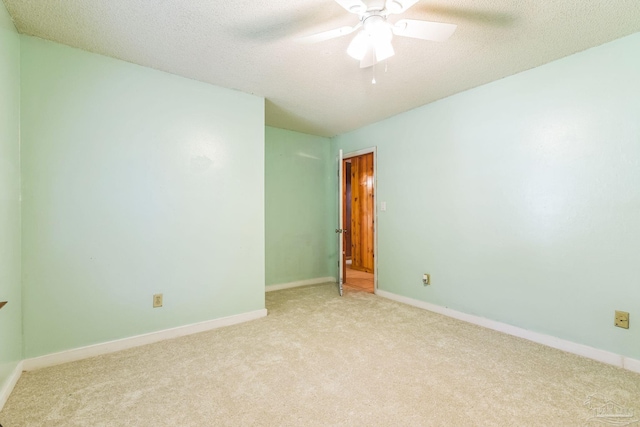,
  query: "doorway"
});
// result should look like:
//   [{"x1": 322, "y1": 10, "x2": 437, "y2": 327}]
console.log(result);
[{"x1": 342, "y1": 150, "x2": 376, "y2": 293}]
